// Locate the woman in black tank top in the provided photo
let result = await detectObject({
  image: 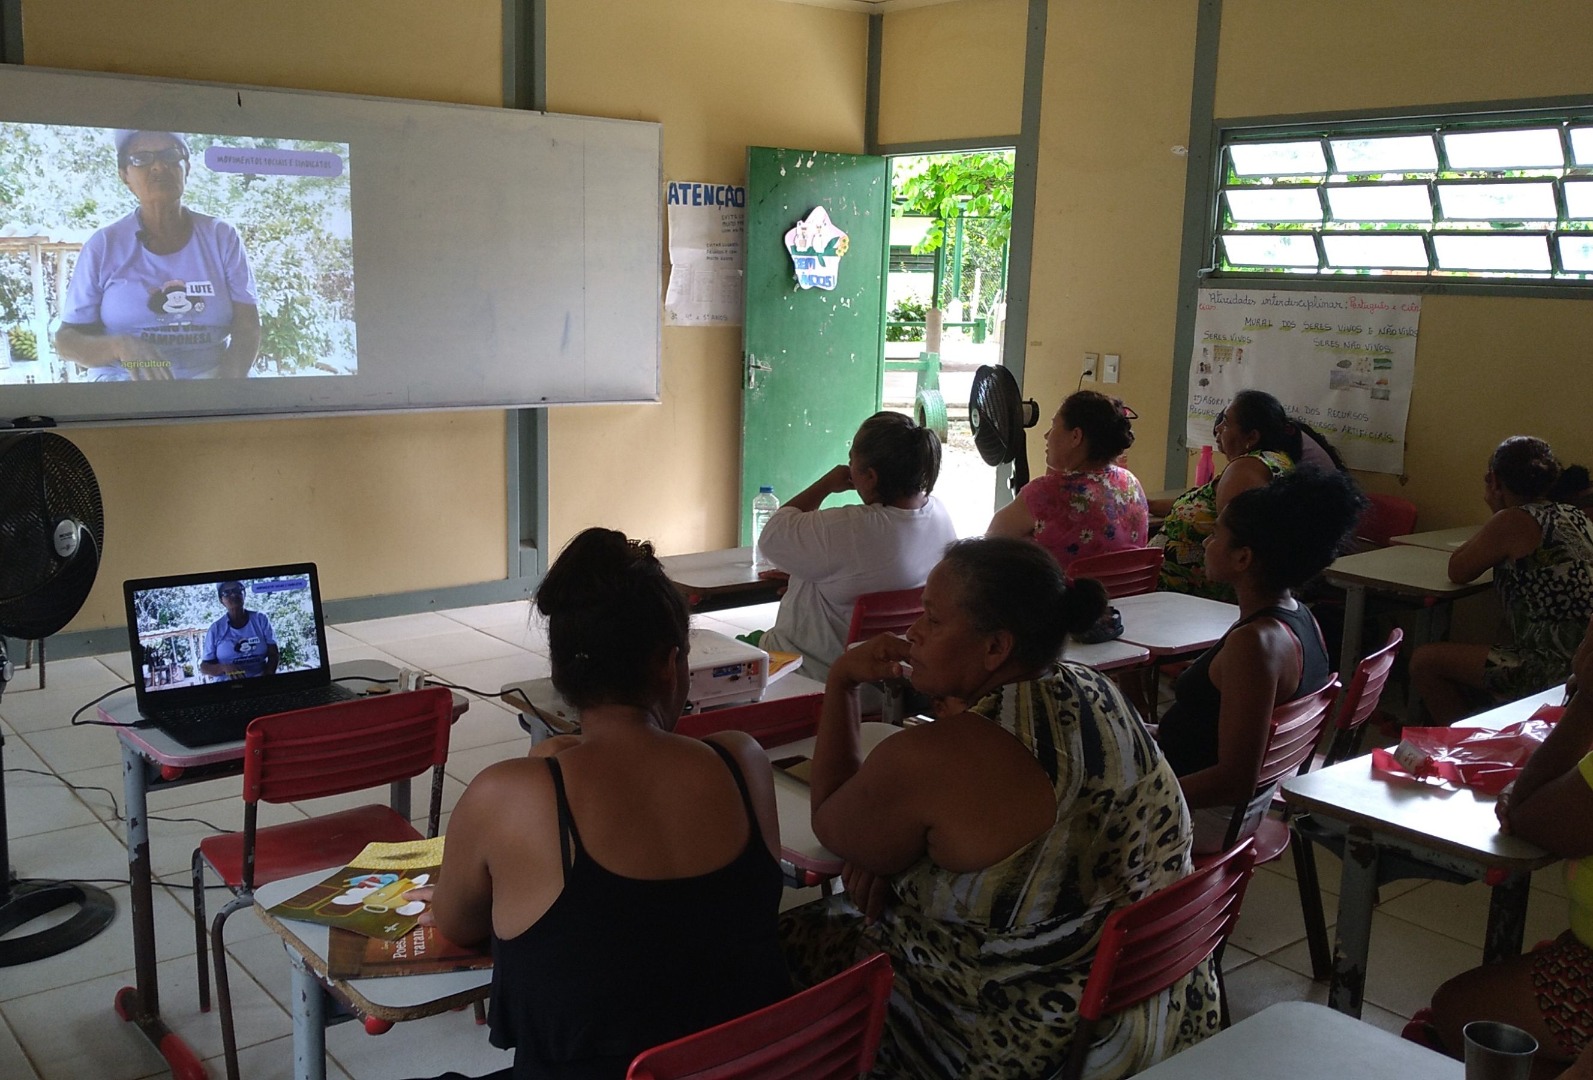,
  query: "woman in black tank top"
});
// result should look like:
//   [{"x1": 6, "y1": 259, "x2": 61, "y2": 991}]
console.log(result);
[
  {"x1": 1156, "y1": 468, "x2": 1364, "y2": 819},
  {"x1": 405, "y1": 529, "x2": 788, "y2": 1080}
]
